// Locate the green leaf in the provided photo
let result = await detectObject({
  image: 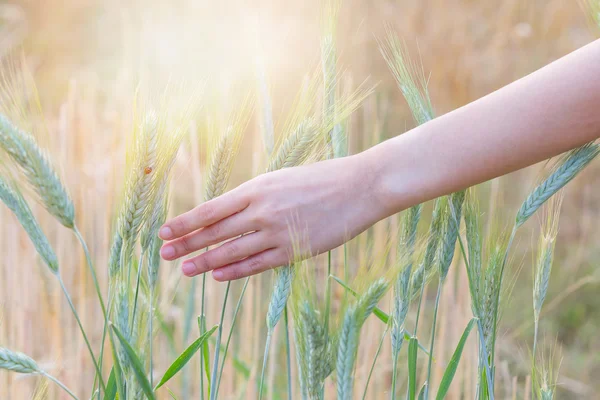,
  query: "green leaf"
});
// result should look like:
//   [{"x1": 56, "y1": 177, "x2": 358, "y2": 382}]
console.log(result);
[
  {"x1": 418, "y1": 382, "x2": 427, "y2": 400},
  {"x1": 408, "y1": 337, "x2": 418, "y2": 400},
  {"x1": 111, "y1": 323, "x2": 156, "y2": 400},
  {"x1": 103, "y1": 367, "x2": 117, "y2": 400},
  {"x1": 155, "y1": 324, "x2": 218, "y2": 390},
  {"x1": 198, "y1": 316, "x2": 212, "y2": 396},
  {"x1": 436, "y1": 318, "x2": 476, "y2": 400}
]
